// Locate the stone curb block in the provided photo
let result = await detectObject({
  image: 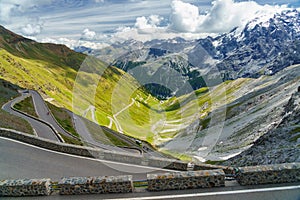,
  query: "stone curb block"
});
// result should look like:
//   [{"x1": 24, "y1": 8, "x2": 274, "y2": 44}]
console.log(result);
[
  {"x1": 0, "y1": 178, "x2": 51, "y2": 197},
  {"x1": 147, "y1": 169, "x2": 225, "y2": 191},
  {"x1": 236, "y1": 162, "x2": 300, "y2": 185},
  {"x1": 58, "y1": 175, "x2": 133, "y2": 195},
  {"x1": 103, "y1": 151, "x2": 142, "y2": 164}
]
